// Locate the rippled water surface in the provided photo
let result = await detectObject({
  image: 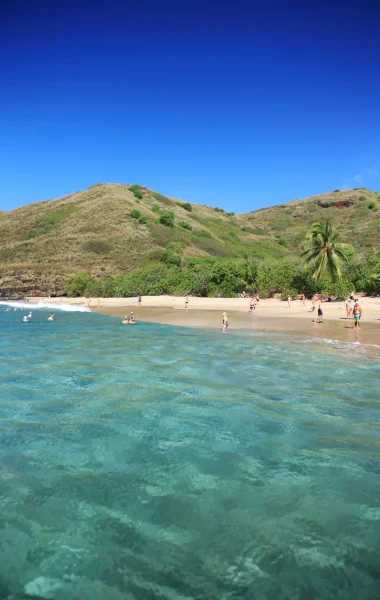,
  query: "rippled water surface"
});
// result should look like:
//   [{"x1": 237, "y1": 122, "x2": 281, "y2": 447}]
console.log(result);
[{"x1": 0, "y1": 309, "x2": 379, "y2": 599}]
